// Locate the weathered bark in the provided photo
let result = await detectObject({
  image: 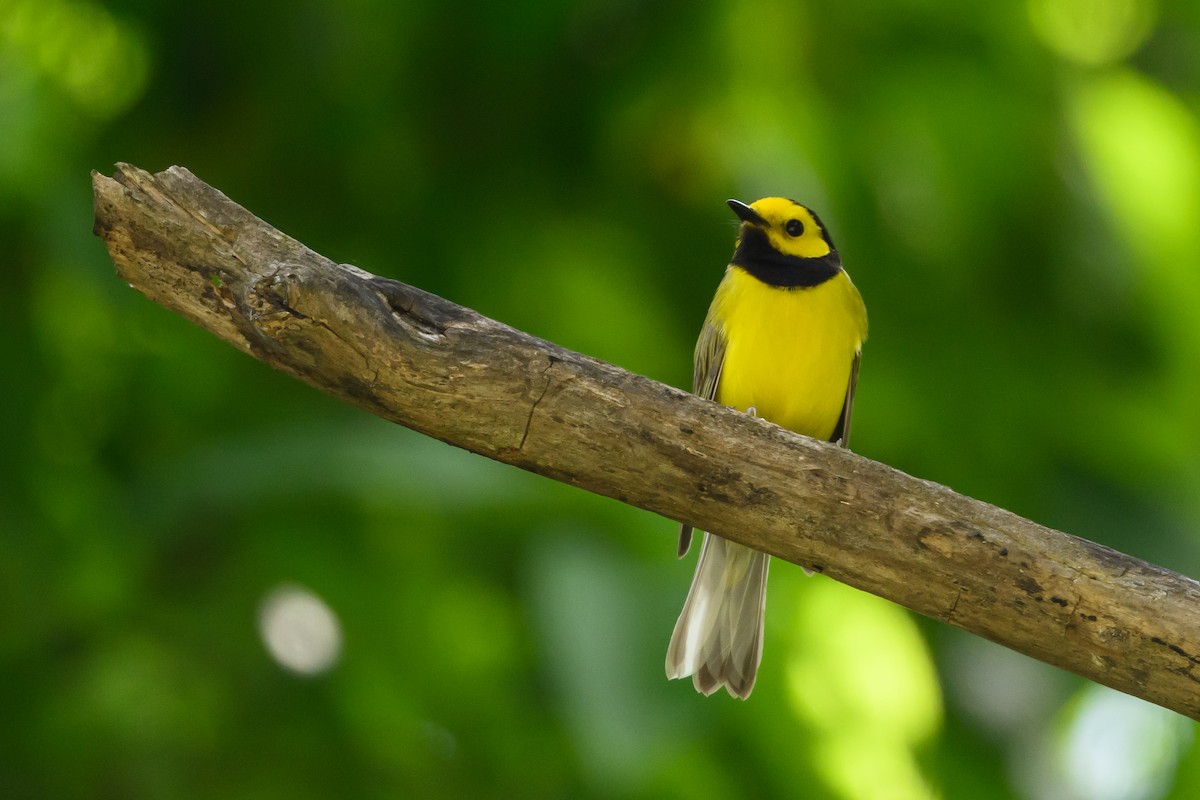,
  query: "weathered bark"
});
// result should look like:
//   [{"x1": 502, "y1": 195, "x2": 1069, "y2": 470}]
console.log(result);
[{"x1": 93, "y1": 163, "x2": 1200, "y2": 718}]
